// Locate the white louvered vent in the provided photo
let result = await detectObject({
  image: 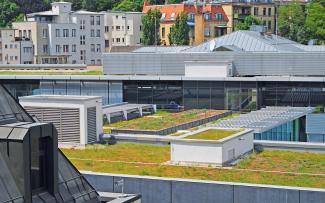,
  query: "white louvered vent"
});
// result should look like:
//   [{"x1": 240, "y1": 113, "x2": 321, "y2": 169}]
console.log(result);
[
  {"x1": 87, "y1": 107, "x2": 97, "y2": 144},
  {"x1": 24, "y1": 107, "x2": 80, "y2": 143}
]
